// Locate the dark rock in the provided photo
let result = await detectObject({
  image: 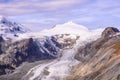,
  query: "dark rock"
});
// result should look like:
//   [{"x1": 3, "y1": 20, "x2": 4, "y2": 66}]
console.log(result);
[
  {"x1": 0, "y1": 37, "x2": 61, "y2": 75},
  {"x1": 0, "y1": 38, "x2": 40, "y2": 75},
  {"x1": 102, "y1": 27, "x2": 119, "y2": 38},
  {"x1": 0, "y1": 36, "x2": 5, "y2": 54},
  {"x1": 0, "y1": 36, "x2": 4, "y2": 42}
]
